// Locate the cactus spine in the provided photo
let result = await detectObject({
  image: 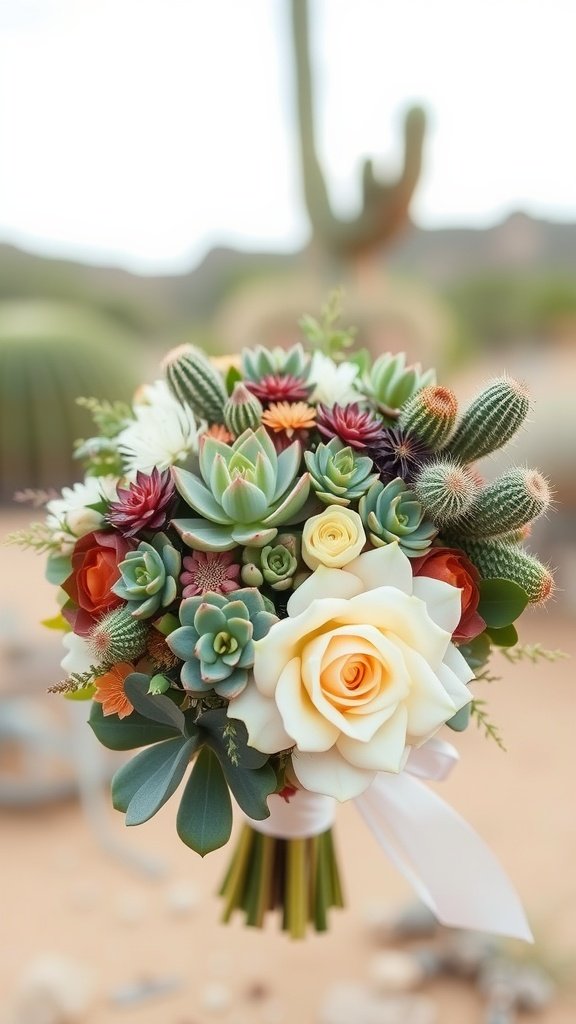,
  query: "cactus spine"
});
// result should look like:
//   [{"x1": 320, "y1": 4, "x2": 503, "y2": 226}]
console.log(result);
[
  {"x1": 444, "y1": 536, "x2": 554, "y2": 605},
  {"x1": 445, "y1": 377, "x2": 531, "y2": 464},
  {"x1": 87, "y1": 607, "x2": 148, "y2": 665},
  {"x1": 454, "y1": 468, "x2": 551, "y2": 538},
  {"x1": 163, "y1": 344, "x2": 227, "y2": 423},
  {"x1": 223, "y1": 382, "x2": 263, "y2": 437},
  {"x1": 414, "y1": 459, "x2": 478, "y2": 525},
  {"x1": 399, "y1": 385, "x2": 458, "y2": 450}
]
